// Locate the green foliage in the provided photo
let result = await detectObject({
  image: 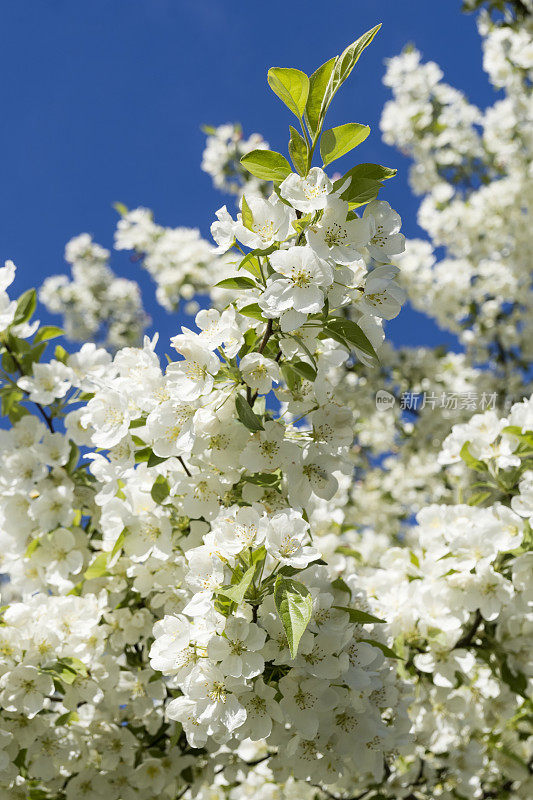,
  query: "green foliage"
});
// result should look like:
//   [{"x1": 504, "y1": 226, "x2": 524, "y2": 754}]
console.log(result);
[
  {"x1": 84, "y1": 553, "x2": 109, "y2": 581},
  {"x1": 334, "y1": 162, "x2": 397, "y2": 206},
  {"x1": 13, "y1": 289, "x2": 37, "y2": 326},
  {"x1": 460, "y1": 442, "x2": 487, "y2": 472},
  {"x1": 359, "y1": 638, "x2": 403, "y2": 659},
  {"x1": 304, "y1": 57, "x2": 336, "y2": 136},
  {"x1": 240, "y1": 149, "x2": 292, "y2": 182},
  {"x1": 151, "y1": 475, "x2": 171, "y2": 504},
  {"x1": 326, "y1": 25, "x2": 382, "y2": 106},
  {"x1": 218, "y1": 564, "x2": 256, "y2": 604},
  {"x1": 323, "y1": 316, "x2": 378, "y2": 360},
  {"x1": 33, "y1": 325, "x2": 64, "y2": 344},
  {"x1": 238, "y1": 303, "x2": 267, "y2": 321},
  {"x1": 333, "y1": 606, "x2": 386, "y2": 624},
  {"x1": 320, "y1": 123, "x2": 370, "y2": 166},
  {"x1": 215, "y1": 276, "x2": 258, "y2": 290},
  {"x1": 274, "y1": 575, "x2": 313, "y2": 658},
  {"x1": 267, "y1": 67, "x2": 309, "y2": 119},
  {"x1": 235, "y1": 393, "x2": 264, "y2": 432},
  {"x1": 240, "y1": 195, "x2": 254, "y2": 231},
  {"x1": 288, "y1": 125, "x2": 308, "y2": 175}
]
